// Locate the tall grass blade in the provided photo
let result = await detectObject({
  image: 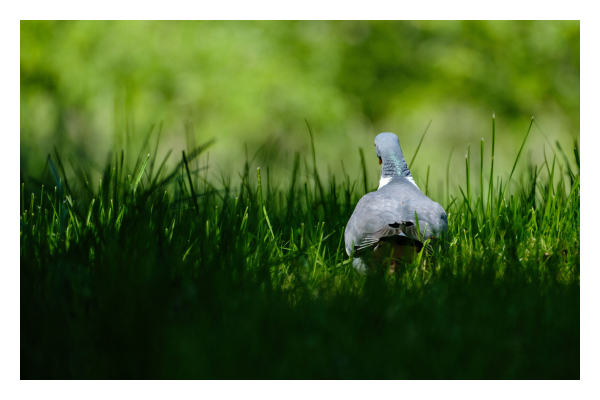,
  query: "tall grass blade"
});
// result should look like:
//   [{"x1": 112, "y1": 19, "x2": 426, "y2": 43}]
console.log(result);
[
  {"x1": 425, "y1": 165, "x2": 430, "y2": 197},
  {"x1": 508, "y1": 116, "x2": 534, "y2": 184},
  {"x1": 480, "y1": 138, "x2": 484, "y2": 218},
  {"x1": 305, "y1": 119, "x2": 325, "y2": 204},
  {"x1": 359, "y1": 148, "x2": 368, "y2": 194},
  {"x1": 466, "y1": 143, "x2": 471, "y2": 207},
  {"x1": 134, "y1": 154, "x2": 150, "y2": 193},
  {"x1": 182, "y1": 150, "x2": 199, "y2": 215},
  {"x1": 408, "y1": 119, "x2": 432, "y2": 170},
  {"x1": 487, "y1": 112, "x2": 496, "y2": 214},
  {"x1": 446, "y1": 147, "x2": 454, "y2": 208}
]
